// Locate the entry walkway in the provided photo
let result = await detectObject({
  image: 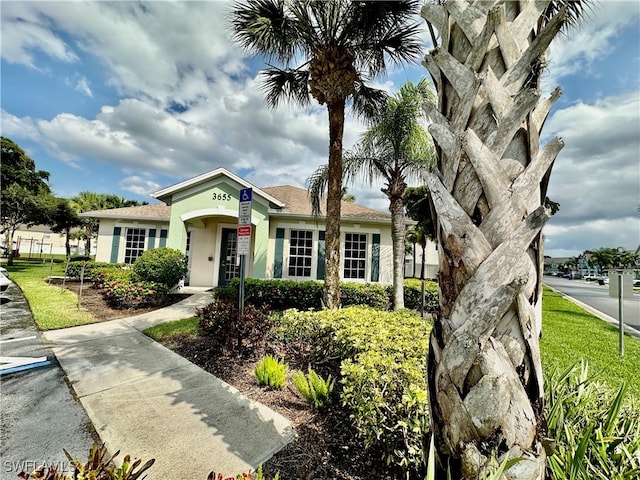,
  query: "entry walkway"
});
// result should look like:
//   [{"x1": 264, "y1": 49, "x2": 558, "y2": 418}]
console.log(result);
[{"x1": 42, "y1": 293, "x2": 295, "y2": 478}]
